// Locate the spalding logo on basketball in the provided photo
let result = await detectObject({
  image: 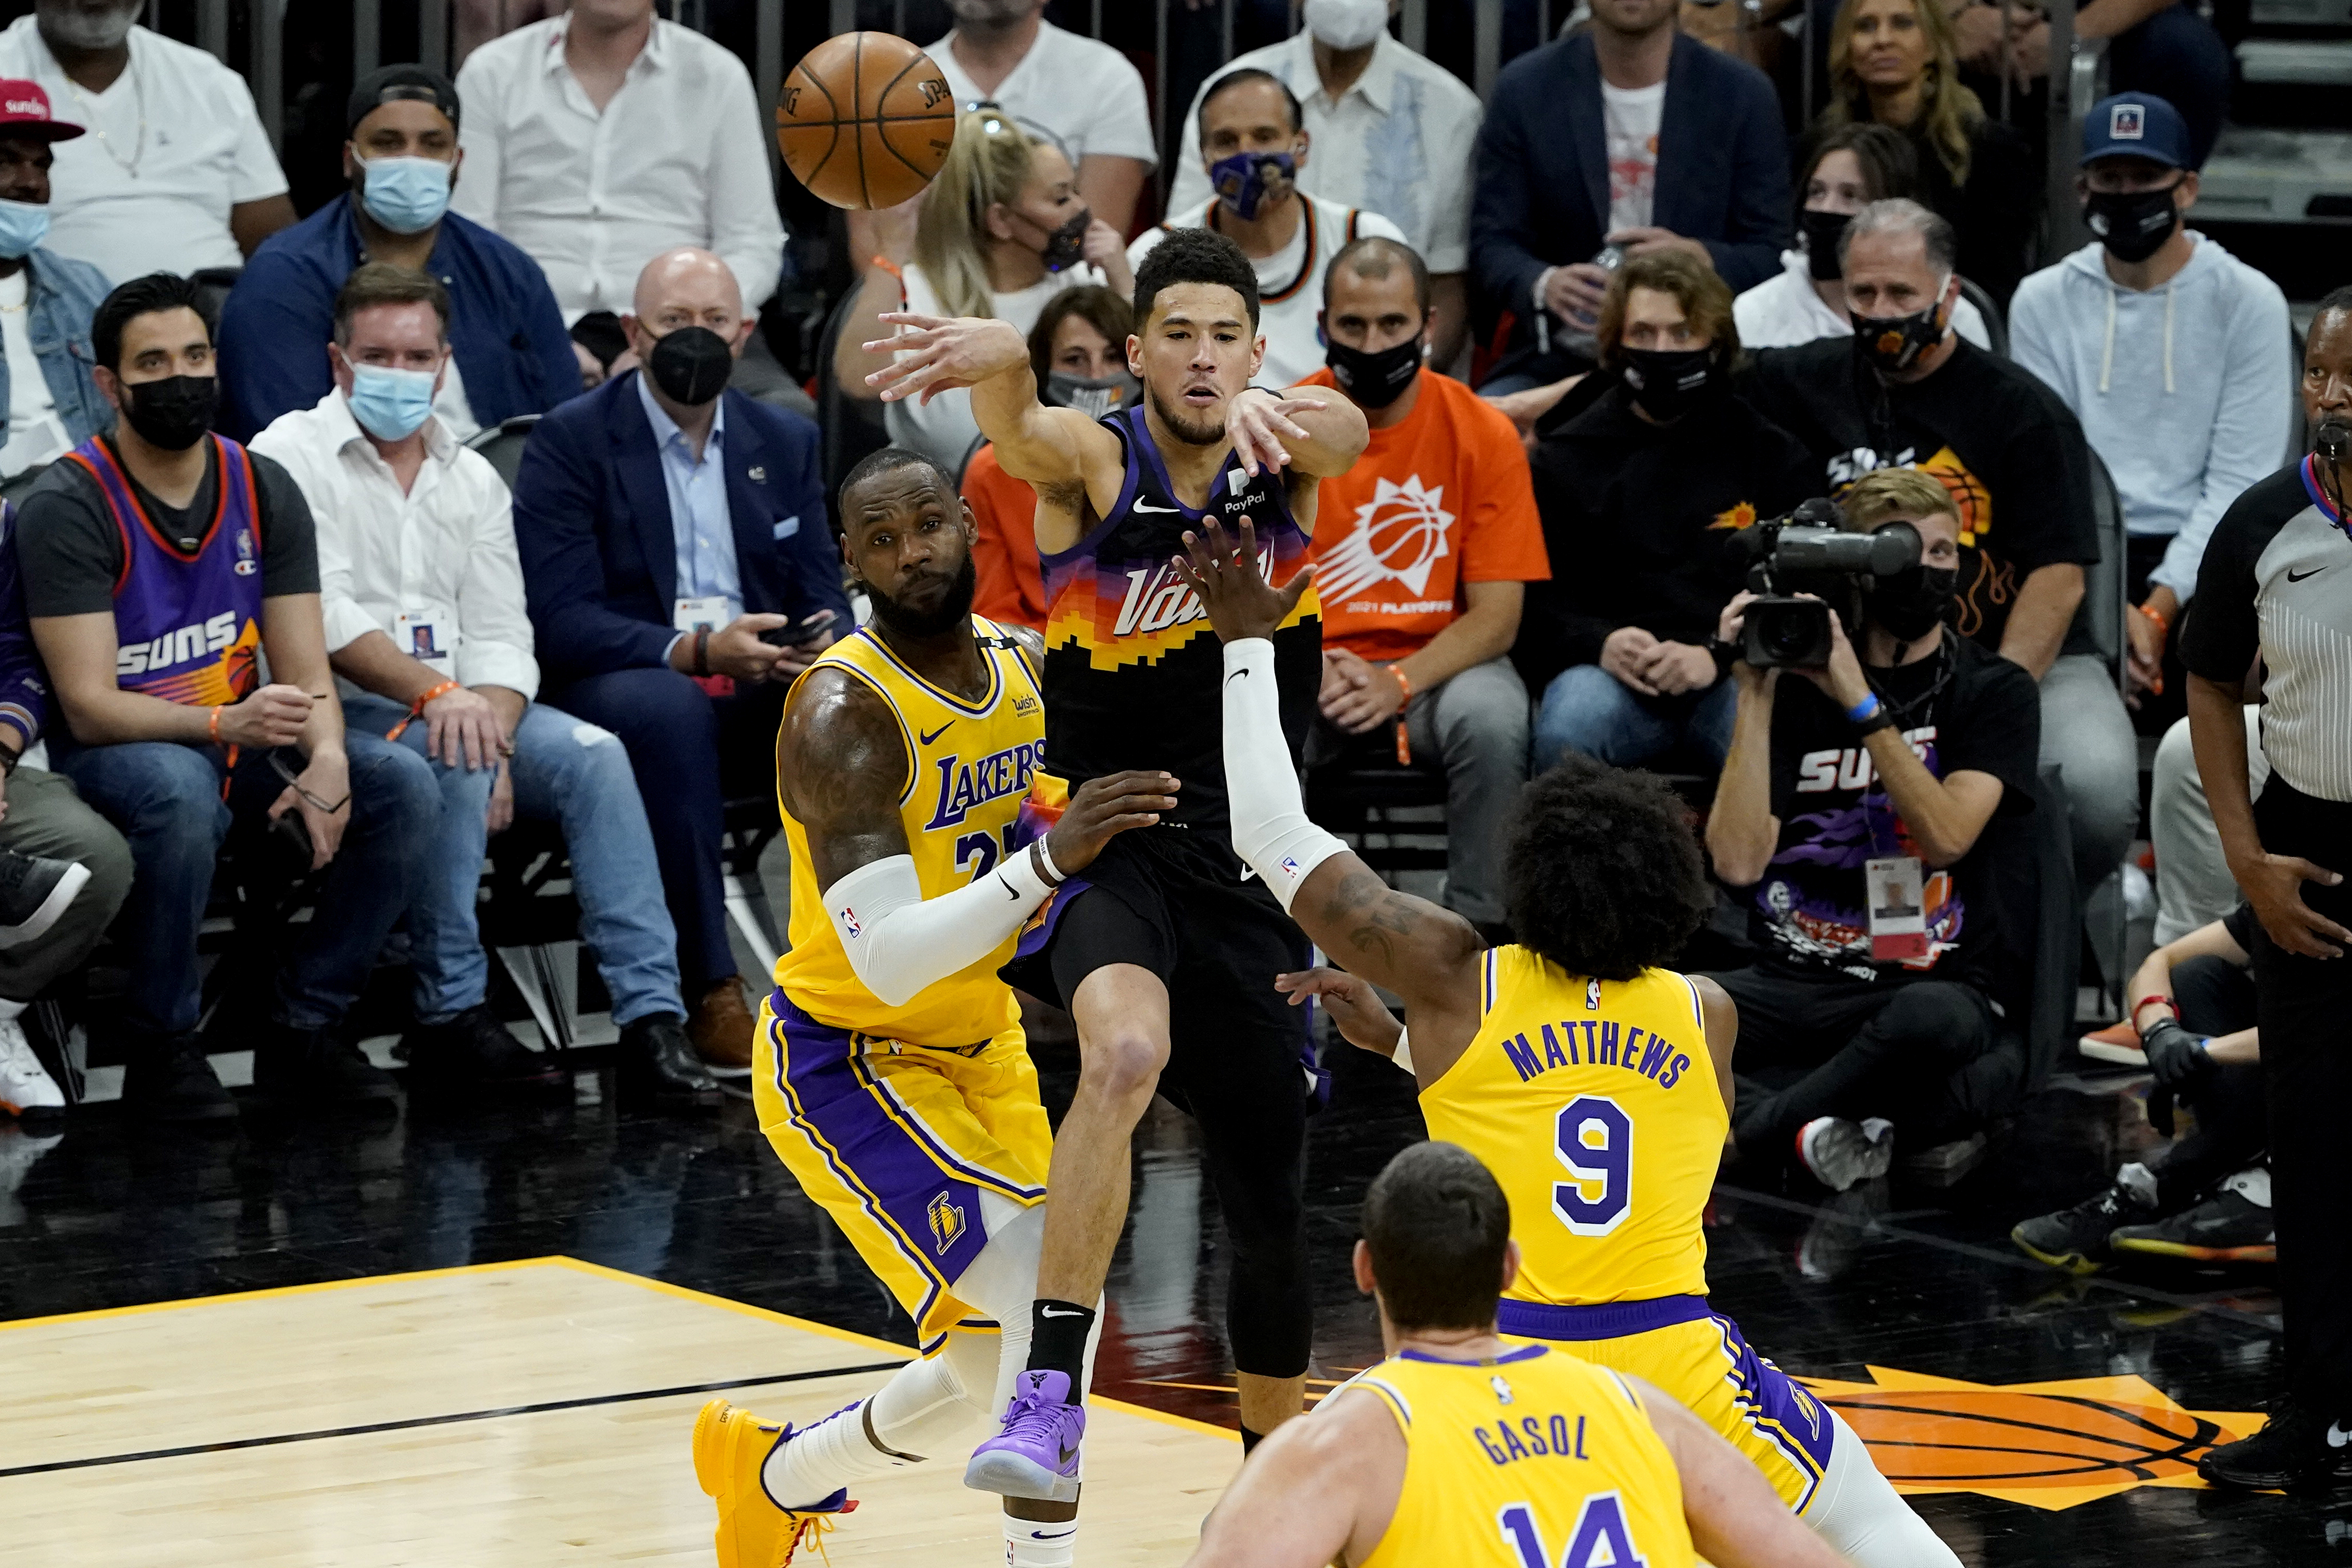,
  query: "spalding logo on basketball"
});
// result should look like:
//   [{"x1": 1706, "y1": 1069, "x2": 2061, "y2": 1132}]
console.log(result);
[
  {"x1": 1803, "y1": 1366, "x2": 2263, "y2": 1510},
  {"x1": 1315, "y1": 474, "x2": 1454, "y2": 606}
]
